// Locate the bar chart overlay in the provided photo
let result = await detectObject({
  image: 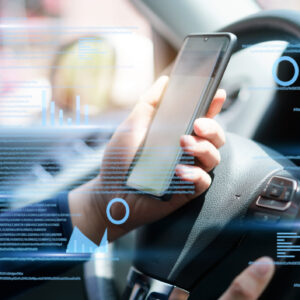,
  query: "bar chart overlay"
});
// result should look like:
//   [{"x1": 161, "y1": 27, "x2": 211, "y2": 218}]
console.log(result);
[{"x1": 41, "y1": 91, "x2": 89, "y2": 126}]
